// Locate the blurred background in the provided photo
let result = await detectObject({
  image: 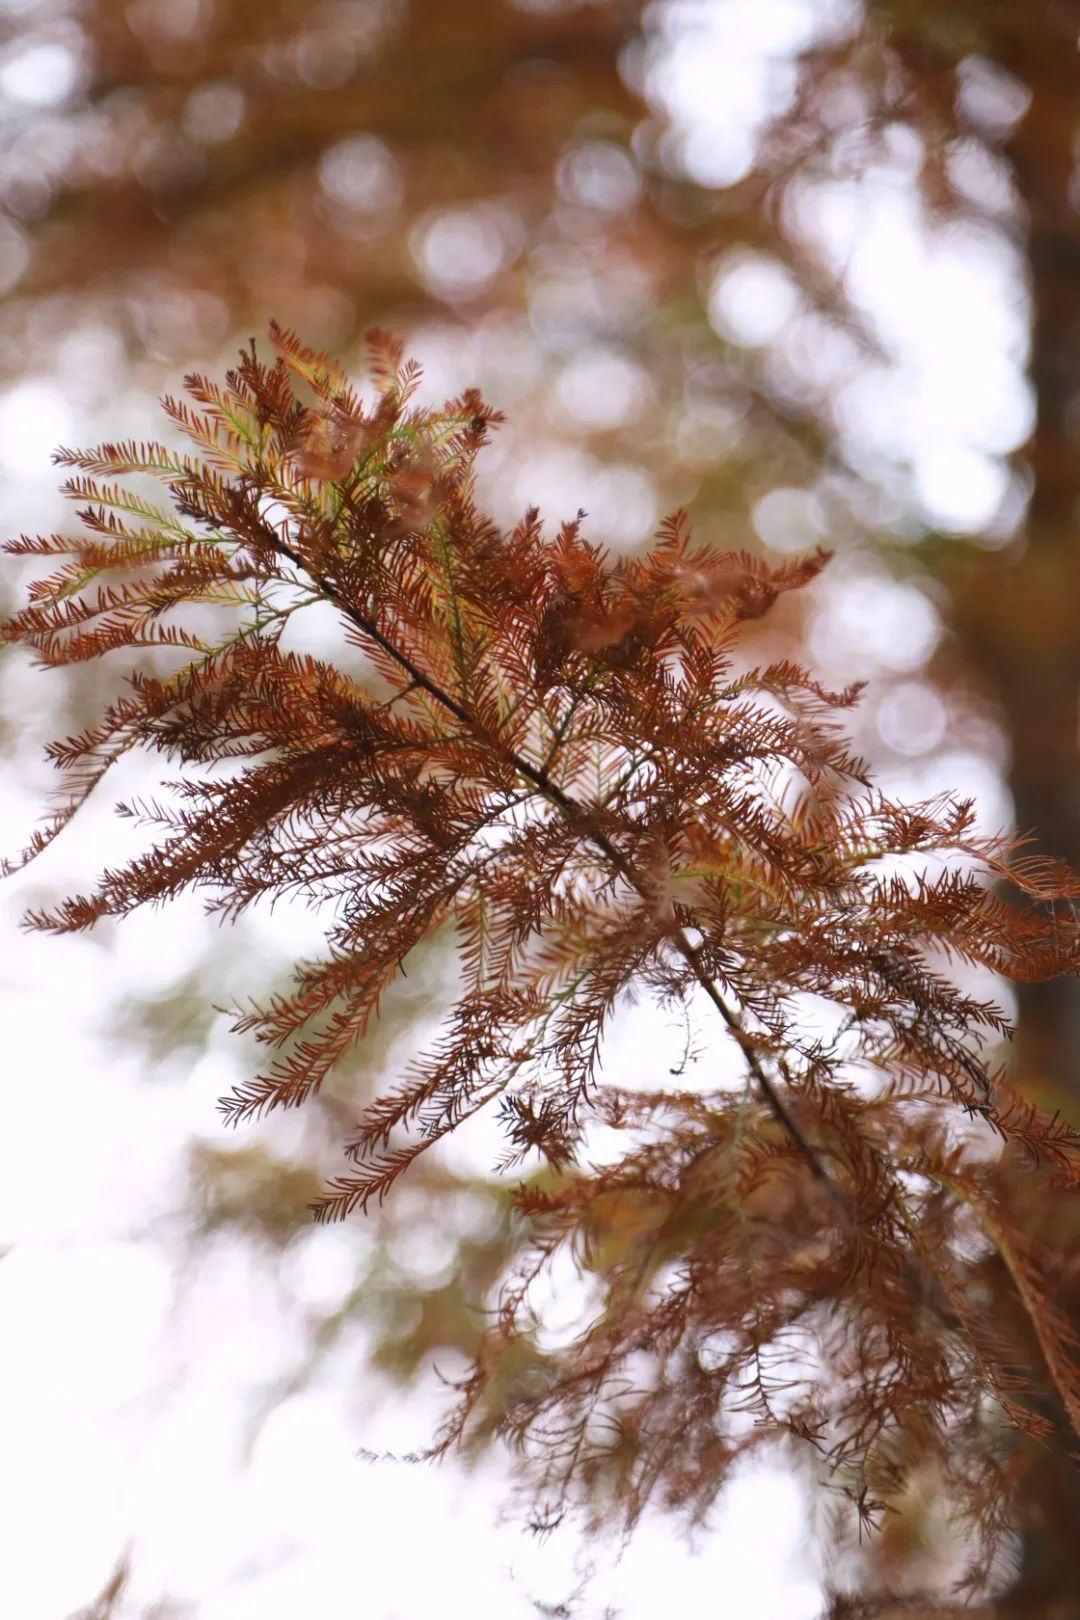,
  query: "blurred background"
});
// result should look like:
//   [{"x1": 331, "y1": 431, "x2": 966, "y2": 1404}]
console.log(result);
[{"x1": 2, "y1": 0, "x2": 1079, "y2": 1614}]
